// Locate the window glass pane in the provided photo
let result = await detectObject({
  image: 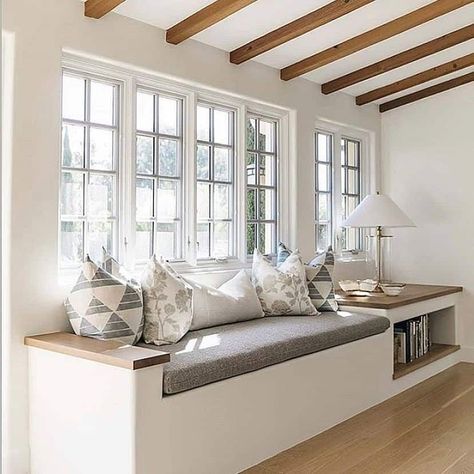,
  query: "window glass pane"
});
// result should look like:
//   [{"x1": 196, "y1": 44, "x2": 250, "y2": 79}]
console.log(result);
[
  {"x1": 258, "y1": 189, "x2": 274, "y2": 221},
  {"x1": 347, "y1": 140, "x2": 359, "y2": 166},
  {"x1": 214, "y1": 109, "x2": 231, "y2": 145},
  {"x1": 90, "y1": 81, "x2": 114, "y2": 126},
  {"x1": 317, "y1": 133, "x2": 330, "y2": 162},
  {"x1": 317, "y1": 224, "x2": 329, "y2": 252},
  {"x1": 136, "y1": 135, "x2": 154, "y2": 175},
  {"x1": 347, "y1": 168, "x2": 359, "y2": 194},
  {"x1": 197, "y1": 105, "x2": 210, "y2": 142},
  {"x1": 259, "y1": 154, "x2": 275, "y2": 186},
  {"x1": 258, "y1": 223, "x2": 275, "y2": 255},
  {"x1": 62, "y1": 124, "x2": 84, "y2": 168},
  {"x1": 214, "y1": 184, "x2": 230, "y2": 220},
  {"x1": 137, "y1": 91, "x2": 154, "y2": 132},
  {"x1": 61, "y1": 221, "x2": 83, "y2": 265},
  {"x1": 246, "y1": 152, "x2": 257, "y2": 185},
  {"x1": 90, "y1": 127, "x2": 114, "y2": 171},
  {"x1": 317, "y1": 193, "x2": 330, "y2": 222},
  {"x1": 158, "y1": 138, "x2": 178, "y2": 177},
  {"x1": 247, "y1": 118, "x2": 256, "y2": 150},
  {"x1": 318, "y1": 163, "x2": 330, "y2": 192},
  {"x1": 214, "y1": 147, "x2": 231, "y2": 182},
  {"x1": 157, "y1": 179, "x2": 178, "y2": 219},
  {"x1": 247, "y1": 188, "x2": 257, "y2": 220},
  {"x1": 88, "y1": 221, "x2": 113, "y2": 262},
  {"x1": 197, "y1": 145, "x2": 210, "y2": 180},
  {"x1": 61, "y1": 171, "x2": 84, "y2": 216},
  {"x1": 88, "y1": 174, "x2": 114, "y2": 217},
  {"x1": 159, "y1": 96, "x2": 178, "y2": 136},
  {"x1": 136, "y1": 178, "x2": 154, "y2": 219},
  {"x1": 197, "y1": 183, "x2": 210, "y2": 219},
  {"x1": 214, "y1": 222, "x2": 230, "y2": 257},
  {"x1": 136, "y1": 222, "x2": 153, "y2": 260},
  {"x1": 258, "y1": 120, "x2": 274, "y2": 153},
  {"x1": 62, "y1": 75, "x2": 85, "y2": 121},
  {"x1": 197, "y1": 223, "x2": 210, "y2": 258},
  {"x1": 156, "y1": 223, "x2": 176, "y2": 259},
  {"x1": 246, "y1": 223, "x2": 257, "y2": 256}
]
